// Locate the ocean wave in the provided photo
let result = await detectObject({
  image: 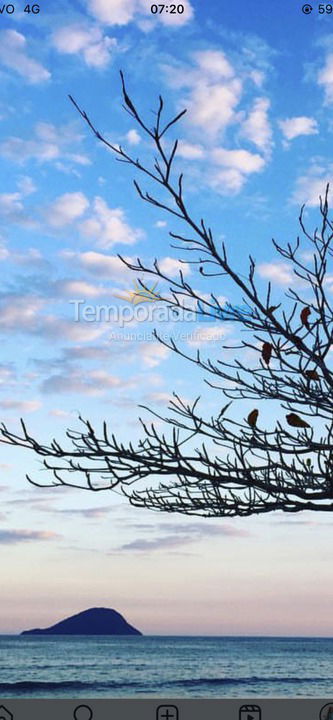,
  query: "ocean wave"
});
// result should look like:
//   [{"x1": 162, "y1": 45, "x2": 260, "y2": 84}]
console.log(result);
[
  {"x1": 0, "y1": 680, "x2": 142, "y2": 691},
  {"x1": 164, "y1": 676, "x2": 329, "y2": 687},
  {"x1": 0, "y1": 675, "x2": 329, "y2": 692}
]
